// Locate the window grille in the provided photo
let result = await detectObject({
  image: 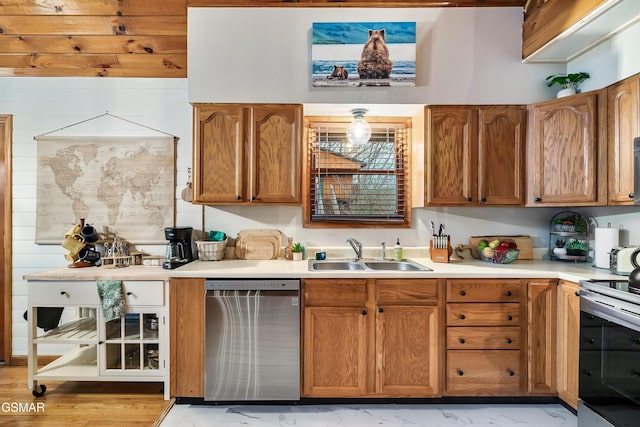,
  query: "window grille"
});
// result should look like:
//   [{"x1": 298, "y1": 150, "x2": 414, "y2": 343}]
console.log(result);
[{"x1": 305, "y1": 118, "x2": 411, "y2": 227}]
